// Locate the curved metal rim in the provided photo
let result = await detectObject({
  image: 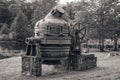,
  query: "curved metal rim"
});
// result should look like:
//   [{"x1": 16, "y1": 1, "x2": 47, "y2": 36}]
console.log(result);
[{"x1": 73, "y1": 22, "x2": 86, "y2": 39}]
